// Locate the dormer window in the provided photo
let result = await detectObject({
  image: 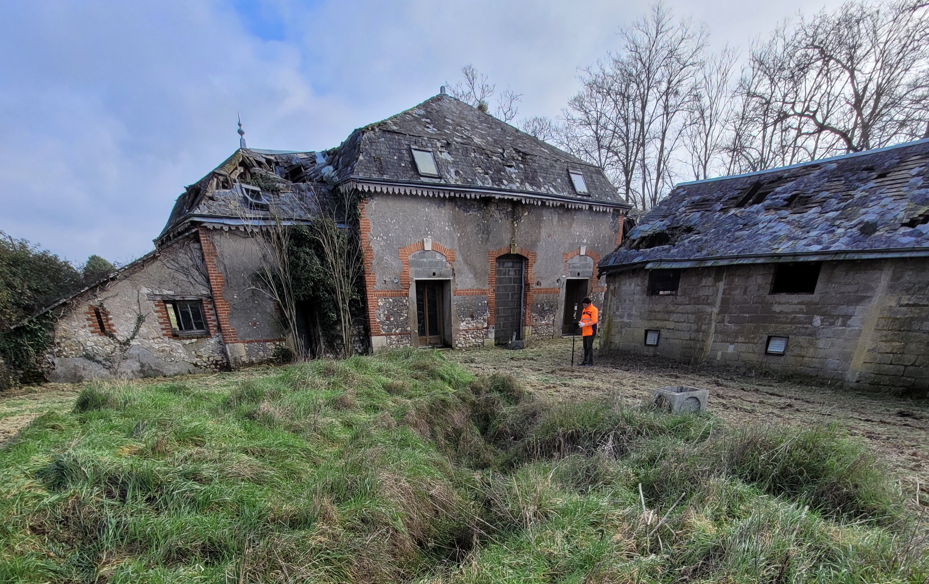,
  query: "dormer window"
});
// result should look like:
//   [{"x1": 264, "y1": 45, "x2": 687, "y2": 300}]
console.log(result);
[
  {"x1": 239, "y1": 183, "x2": 270, "y2": 210},
  {"x1": 569, "y1": 170, "x2": 589, "y2": 195},
  {"x1": 411, "y1": 148, "x2": 440, "y2": 177}
]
